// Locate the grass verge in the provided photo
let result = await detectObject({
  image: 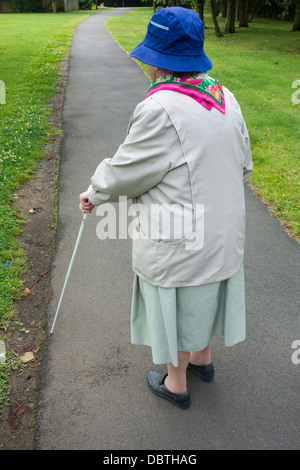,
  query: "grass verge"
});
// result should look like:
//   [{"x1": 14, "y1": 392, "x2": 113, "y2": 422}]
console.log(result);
[
  {"x1": 106, "y1": 8, "x2": 300, "y2": 238},
  {"x1": 0, "y1": 9, "x2": 108, "y2": 417}
]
